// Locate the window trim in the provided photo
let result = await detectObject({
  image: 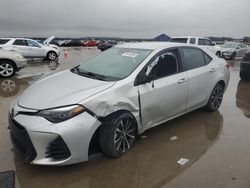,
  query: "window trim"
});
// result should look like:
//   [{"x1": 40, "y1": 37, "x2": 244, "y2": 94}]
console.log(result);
[{"x1": 179, "y1": 46, "x2": 212, "y2": 71}]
